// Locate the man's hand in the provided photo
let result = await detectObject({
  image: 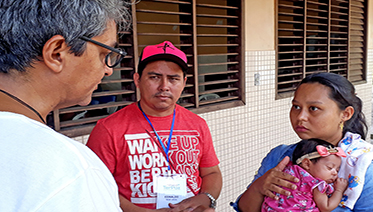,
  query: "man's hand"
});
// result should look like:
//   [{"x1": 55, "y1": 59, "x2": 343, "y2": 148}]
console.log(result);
[
  {"x1": 168, "y1": 194, "x2": 210, "y2": 212},
  {"x1": 167, "y1": 165, "x2": 221, "y2": 212}
]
